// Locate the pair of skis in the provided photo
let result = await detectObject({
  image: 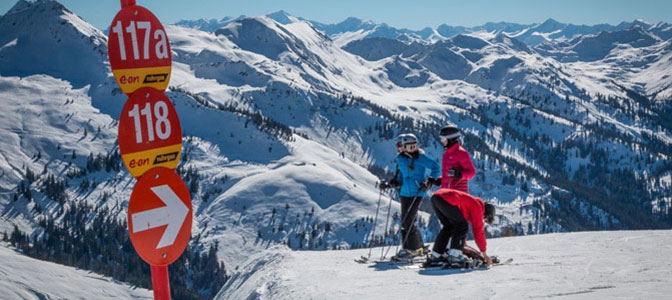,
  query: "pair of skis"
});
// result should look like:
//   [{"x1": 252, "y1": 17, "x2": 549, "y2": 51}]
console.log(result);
[
  {"x1": 354, "y1": 255, "x2": 426, "y2": 265},
  {"x1": 398, "y1": 257, "x2": 513, "y2": 271},
  {"x1": 356, "y1": 253, "x2": 513, "y2": 270}
]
